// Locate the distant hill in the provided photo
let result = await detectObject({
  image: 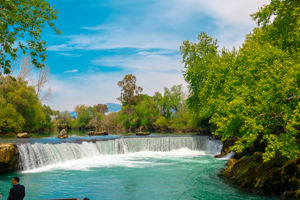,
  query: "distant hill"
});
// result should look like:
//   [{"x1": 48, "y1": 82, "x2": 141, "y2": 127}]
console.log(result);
[{"x1": 106, "y1": 103, "x2": 121, "y2": 113}]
